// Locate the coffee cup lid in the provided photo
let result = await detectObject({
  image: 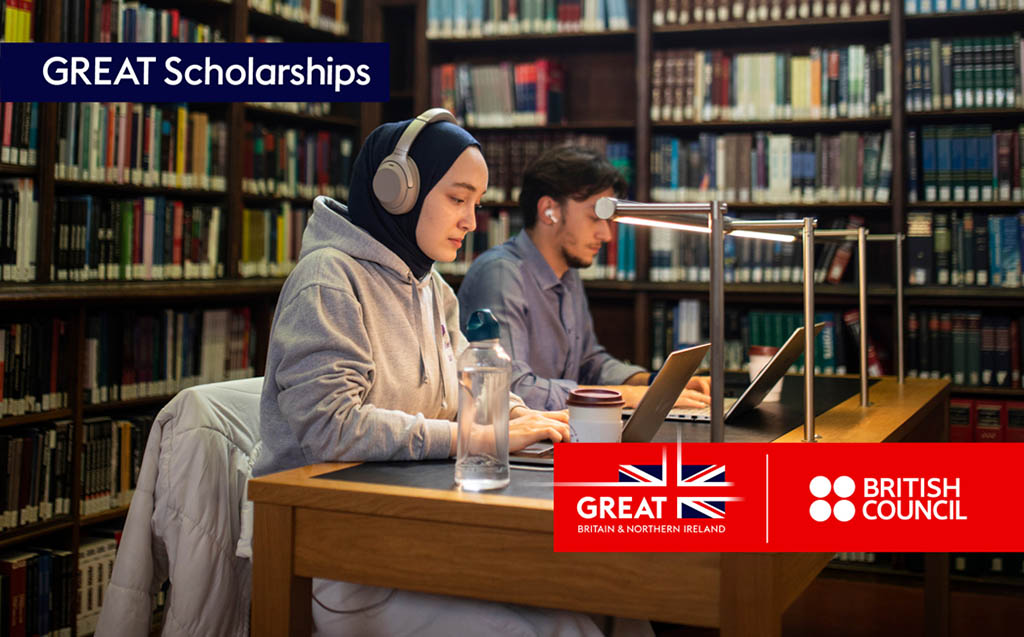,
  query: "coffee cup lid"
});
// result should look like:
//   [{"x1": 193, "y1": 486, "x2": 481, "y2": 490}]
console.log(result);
[
  {"x1": 749, "y1": 345, "x2": 780, "y2": 356},
  {"x1": 567, "y1": 388, "x2": 625, "y2": 407}
]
